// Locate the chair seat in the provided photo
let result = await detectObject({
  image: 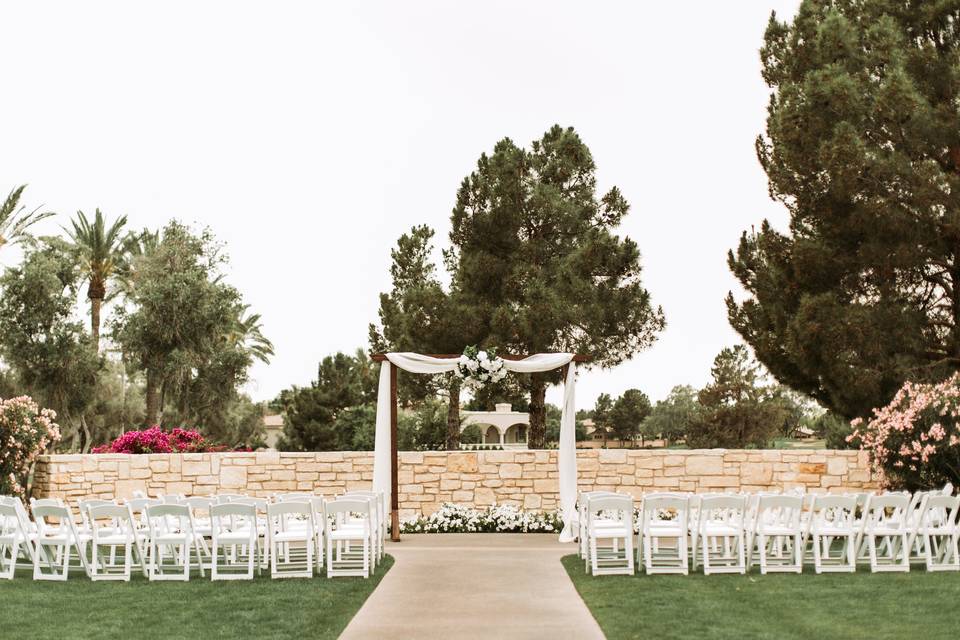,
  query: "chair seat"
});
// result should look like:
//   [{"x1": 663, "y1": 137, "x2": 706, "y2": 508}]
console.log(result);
[
  {"x1": 216, "y1": 531, "x2": 256, "y2": 543},
  {"x1": 38, "y1": 532, "x2": 91, "y2": 544},
  {"x1": 867, "y1": 527, "x2": 906, "y2": 536},
  {"x1": 758, "y1": 526, "x2": 800, "y2": 536},
  {"x1": 328, "y1": 529, "x2": 369, "y2": 541},
  {"x1": 590, "y1": 526, "x2": 630, "y2": 538},
  {"x1": 94, "y1": 533, "x2": 135, "y2": 544},
  {"x1": 273, "y1": 531, "x2": 311, "y2": 543},
  {"x1": 647, "y1": 524, "x2": 684, "y2": 536},
  {"x1": 153, "y1": 533, "x2": 192, "y2": 544},
  {"x1": 701, "y1": 523, "x2": 741, "y2": 537},
  {"x1": 812, "y1": 525, "x2": 854, "y2": 536}
]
